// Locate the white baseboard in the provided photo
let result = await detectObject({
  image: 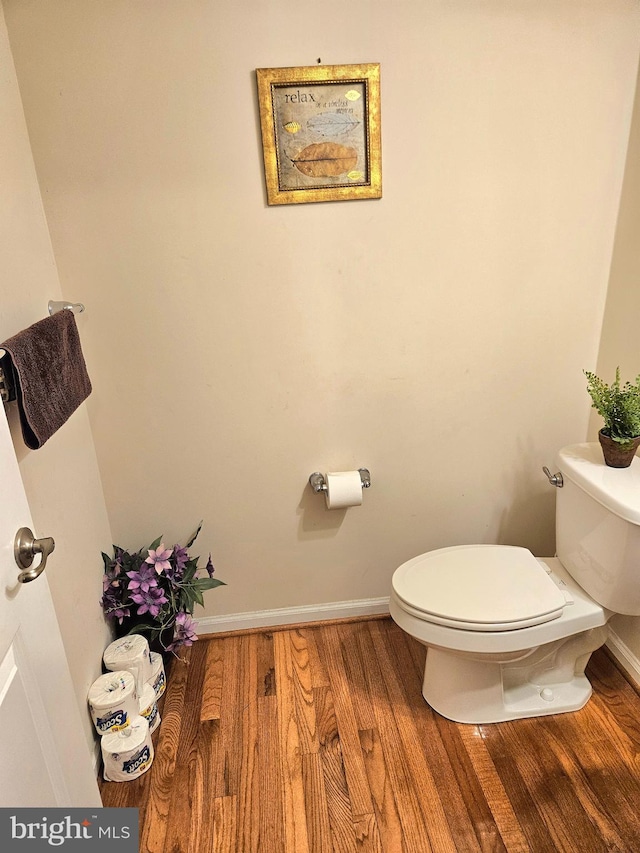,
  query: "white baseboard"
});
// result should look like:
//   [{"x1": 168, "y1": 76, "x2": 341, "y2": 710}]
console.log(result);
[
  {"x1": 606, "y1": 628, "x2": 640, "y2": 688},
  {"x1": 196, "y1": 603, "x2": 640, "y2": 690},
  {"x1": 195, "y1": 596, "x2": 390, "y2": 636}
]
